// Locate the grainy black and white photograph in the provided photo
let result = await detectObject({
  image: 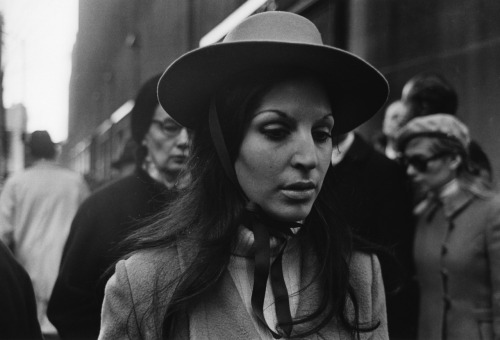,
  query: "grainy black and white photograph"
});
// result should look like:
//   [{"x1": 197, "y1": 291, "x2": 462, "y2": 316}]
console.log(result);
[{"x1": 0, "y1": 1, "x2": 499, "y2": 339}]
